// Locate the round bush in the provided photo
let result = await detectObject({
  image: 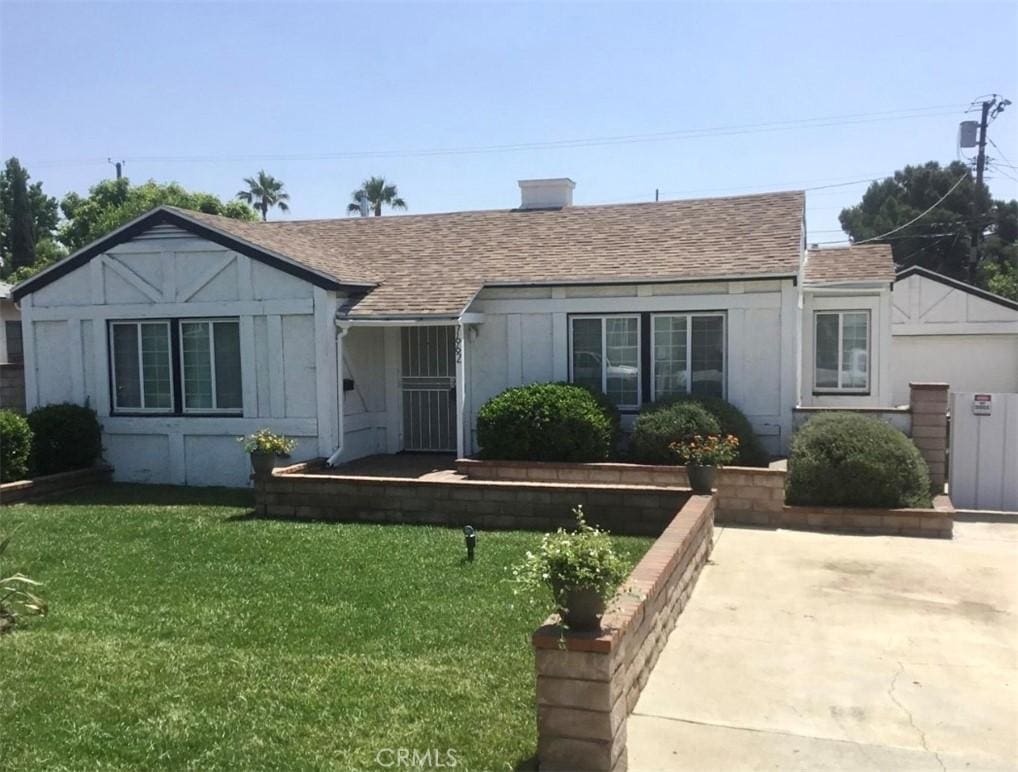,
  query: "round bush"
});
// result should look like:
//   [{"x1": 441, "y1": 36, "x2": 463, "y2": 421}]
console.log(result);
[
  {"x1": 643, "y1": 395, "x2": 769, "y2": 467},
  {"x1": 476, "y1": 383, "x2": 614, "y2": 462},
  {"x1": 786, "y1": 413, "x2": 932, "y2": 509},
  {"x1": 27, "y1": 403, "x2": 102, "y2": 476},
  {"x1": 629, "y1": 402, "x2": 720, "y2": 464},
  {"x1": 566, "y1": 383, "x2": 622, "y2": 451},
  {"x1": 0, "y1": 410, "x2": 32, "y2": 483}
]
